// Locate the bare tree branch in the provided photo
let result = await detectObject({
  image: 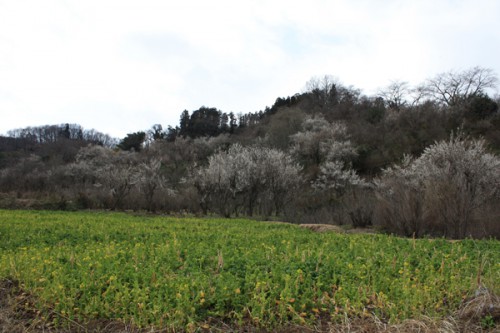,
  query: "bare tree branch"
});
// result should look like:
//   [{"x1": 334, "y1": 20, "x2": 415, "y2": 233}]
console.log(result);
[{"x1": 424, "y1": 67, "x2": 498, "y2": 107}]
